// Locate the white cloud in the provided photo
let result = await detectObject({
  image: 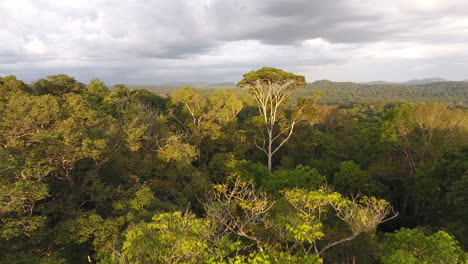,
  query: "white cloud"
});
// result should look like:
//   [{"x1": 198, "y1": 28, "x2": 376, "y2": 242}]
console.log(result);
[
  {"x1": 23, "y1": 38, "x2": 46, "y2": 55},
  {"x1": 1, "y1": 0, "x2": 468, "y2": 83}
]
